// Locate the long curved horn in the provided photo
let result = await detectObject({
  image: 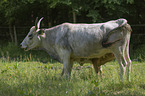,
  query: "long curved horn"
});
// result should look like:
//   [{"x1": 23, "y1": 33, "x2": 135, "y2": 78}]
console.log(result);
[
  {"x1": 37, "y1": 17, "x2": 44, "y2": 29},
  {"x1": 35, "y1": 17, "x2": 38, "y2": 30}
]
